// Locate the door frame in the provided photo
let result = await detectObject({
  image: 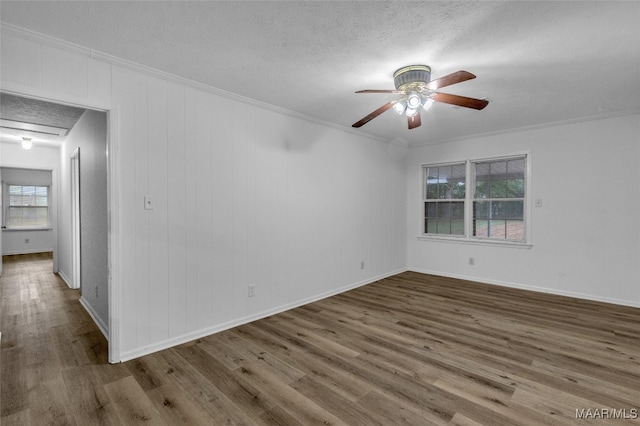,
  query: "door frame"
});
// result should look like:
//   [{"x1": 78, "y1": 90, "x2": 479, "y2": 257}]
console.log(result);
[
  {"x1": 70, "y1": 147, "x2": 81, "y2": 290},
  {"x1": 0, "y1": 165, "x2": 59, "y2": 273},
  {"x1": 0, "y1": 85, "x2": 121, "y2": 363}
]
